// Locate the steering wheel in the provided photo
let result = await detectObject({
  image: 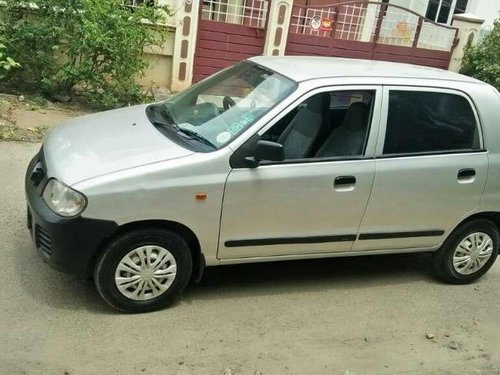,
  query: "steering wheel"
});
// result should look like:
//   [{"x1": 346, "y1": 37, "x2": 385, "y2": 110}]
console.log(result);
[{"x1": 223, "y1": 96, "x2": 236, "y2": 111}]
